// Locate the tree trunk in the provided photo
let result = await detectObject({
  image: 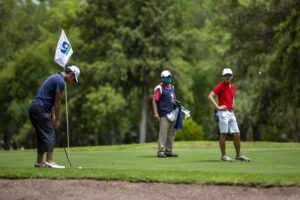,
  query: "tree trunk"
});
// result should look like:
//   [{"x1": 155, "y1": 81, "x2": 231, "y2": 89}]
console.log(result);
[
  {"x1": 110, "y1": 124, "x2": 117, "y2": 144},
  {"x1": 295, "y1": 109, "x2": 300, "y2": 142},
  {"x1": 3, "y1": 132, "x2": 11, "y2": 150},
  {"x1": 239, "y1": 118, "x2": 248, "y2": 141},
  {"x1": 94, "y1": 131, "x2": 99, "y2": 146},
  {"x1": 252, "y1": 125, "x2": 260, "y2": 141},
  {"x1": 139, "y1": 87, "x2": 148, "y2": 143}
]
